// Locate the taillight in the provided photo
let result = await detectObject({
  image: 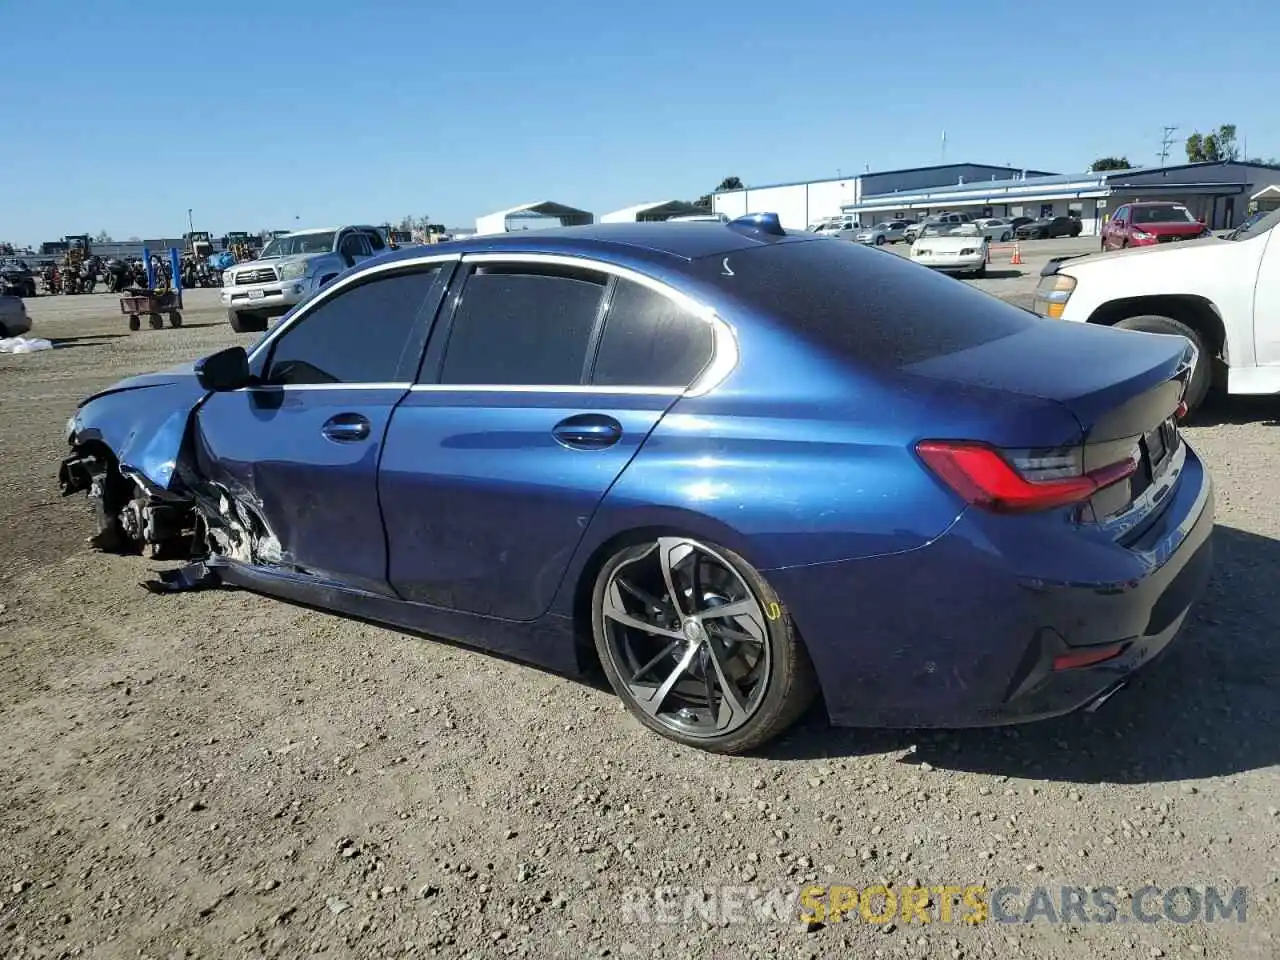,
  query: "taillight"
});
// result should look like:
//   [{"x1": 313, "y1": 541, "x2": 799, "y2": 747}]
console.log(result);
[{"x1": 915, "y1": 440, "x2": 1138, "y2": 513}]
